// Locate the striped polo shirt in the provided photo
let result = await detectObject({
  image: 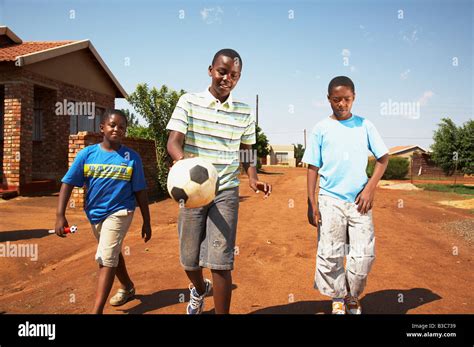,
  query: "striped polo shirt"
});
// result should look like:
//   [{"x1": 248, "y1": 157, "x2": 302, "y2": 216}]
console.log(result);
[{"x1": 166, "y1": 89, "x2": 256, "y2": 191}]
